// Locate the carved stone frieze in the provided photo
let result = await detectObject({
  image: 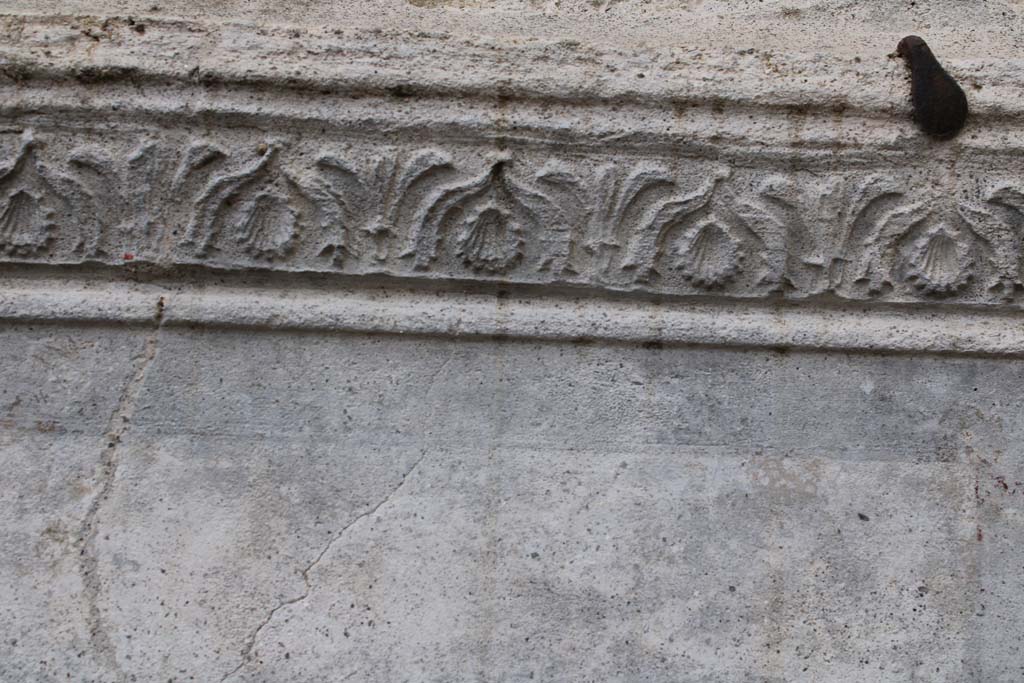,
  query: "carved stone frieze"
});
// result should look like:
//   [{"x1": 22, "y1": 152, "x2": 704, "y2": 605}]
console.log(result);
[
  {"x1": 0, "y1": 14, "x2": 1019, "y2": 309},
  {"x1": 1, "y1": 128, "x2": 1023, "y2": 306},
  {"x1": 0, "y1": 135, "x2": 60, "y2": 257}
]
